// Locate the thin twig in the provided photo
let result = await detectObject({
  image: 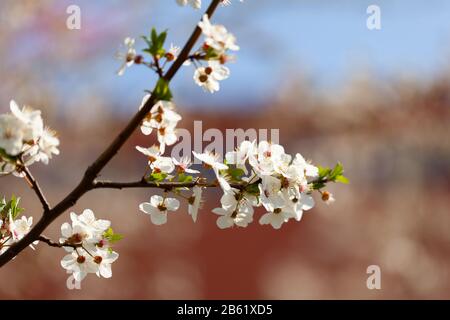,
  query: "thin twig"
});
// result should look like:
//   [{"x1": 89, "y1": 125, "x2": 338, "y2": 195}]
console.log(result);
[
  {"x1": 38, "y1": 236, "x2": 80, "y2": 249},
  {"x1": 20, "y1": 165, "x2": 51, "y2": 213}
]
